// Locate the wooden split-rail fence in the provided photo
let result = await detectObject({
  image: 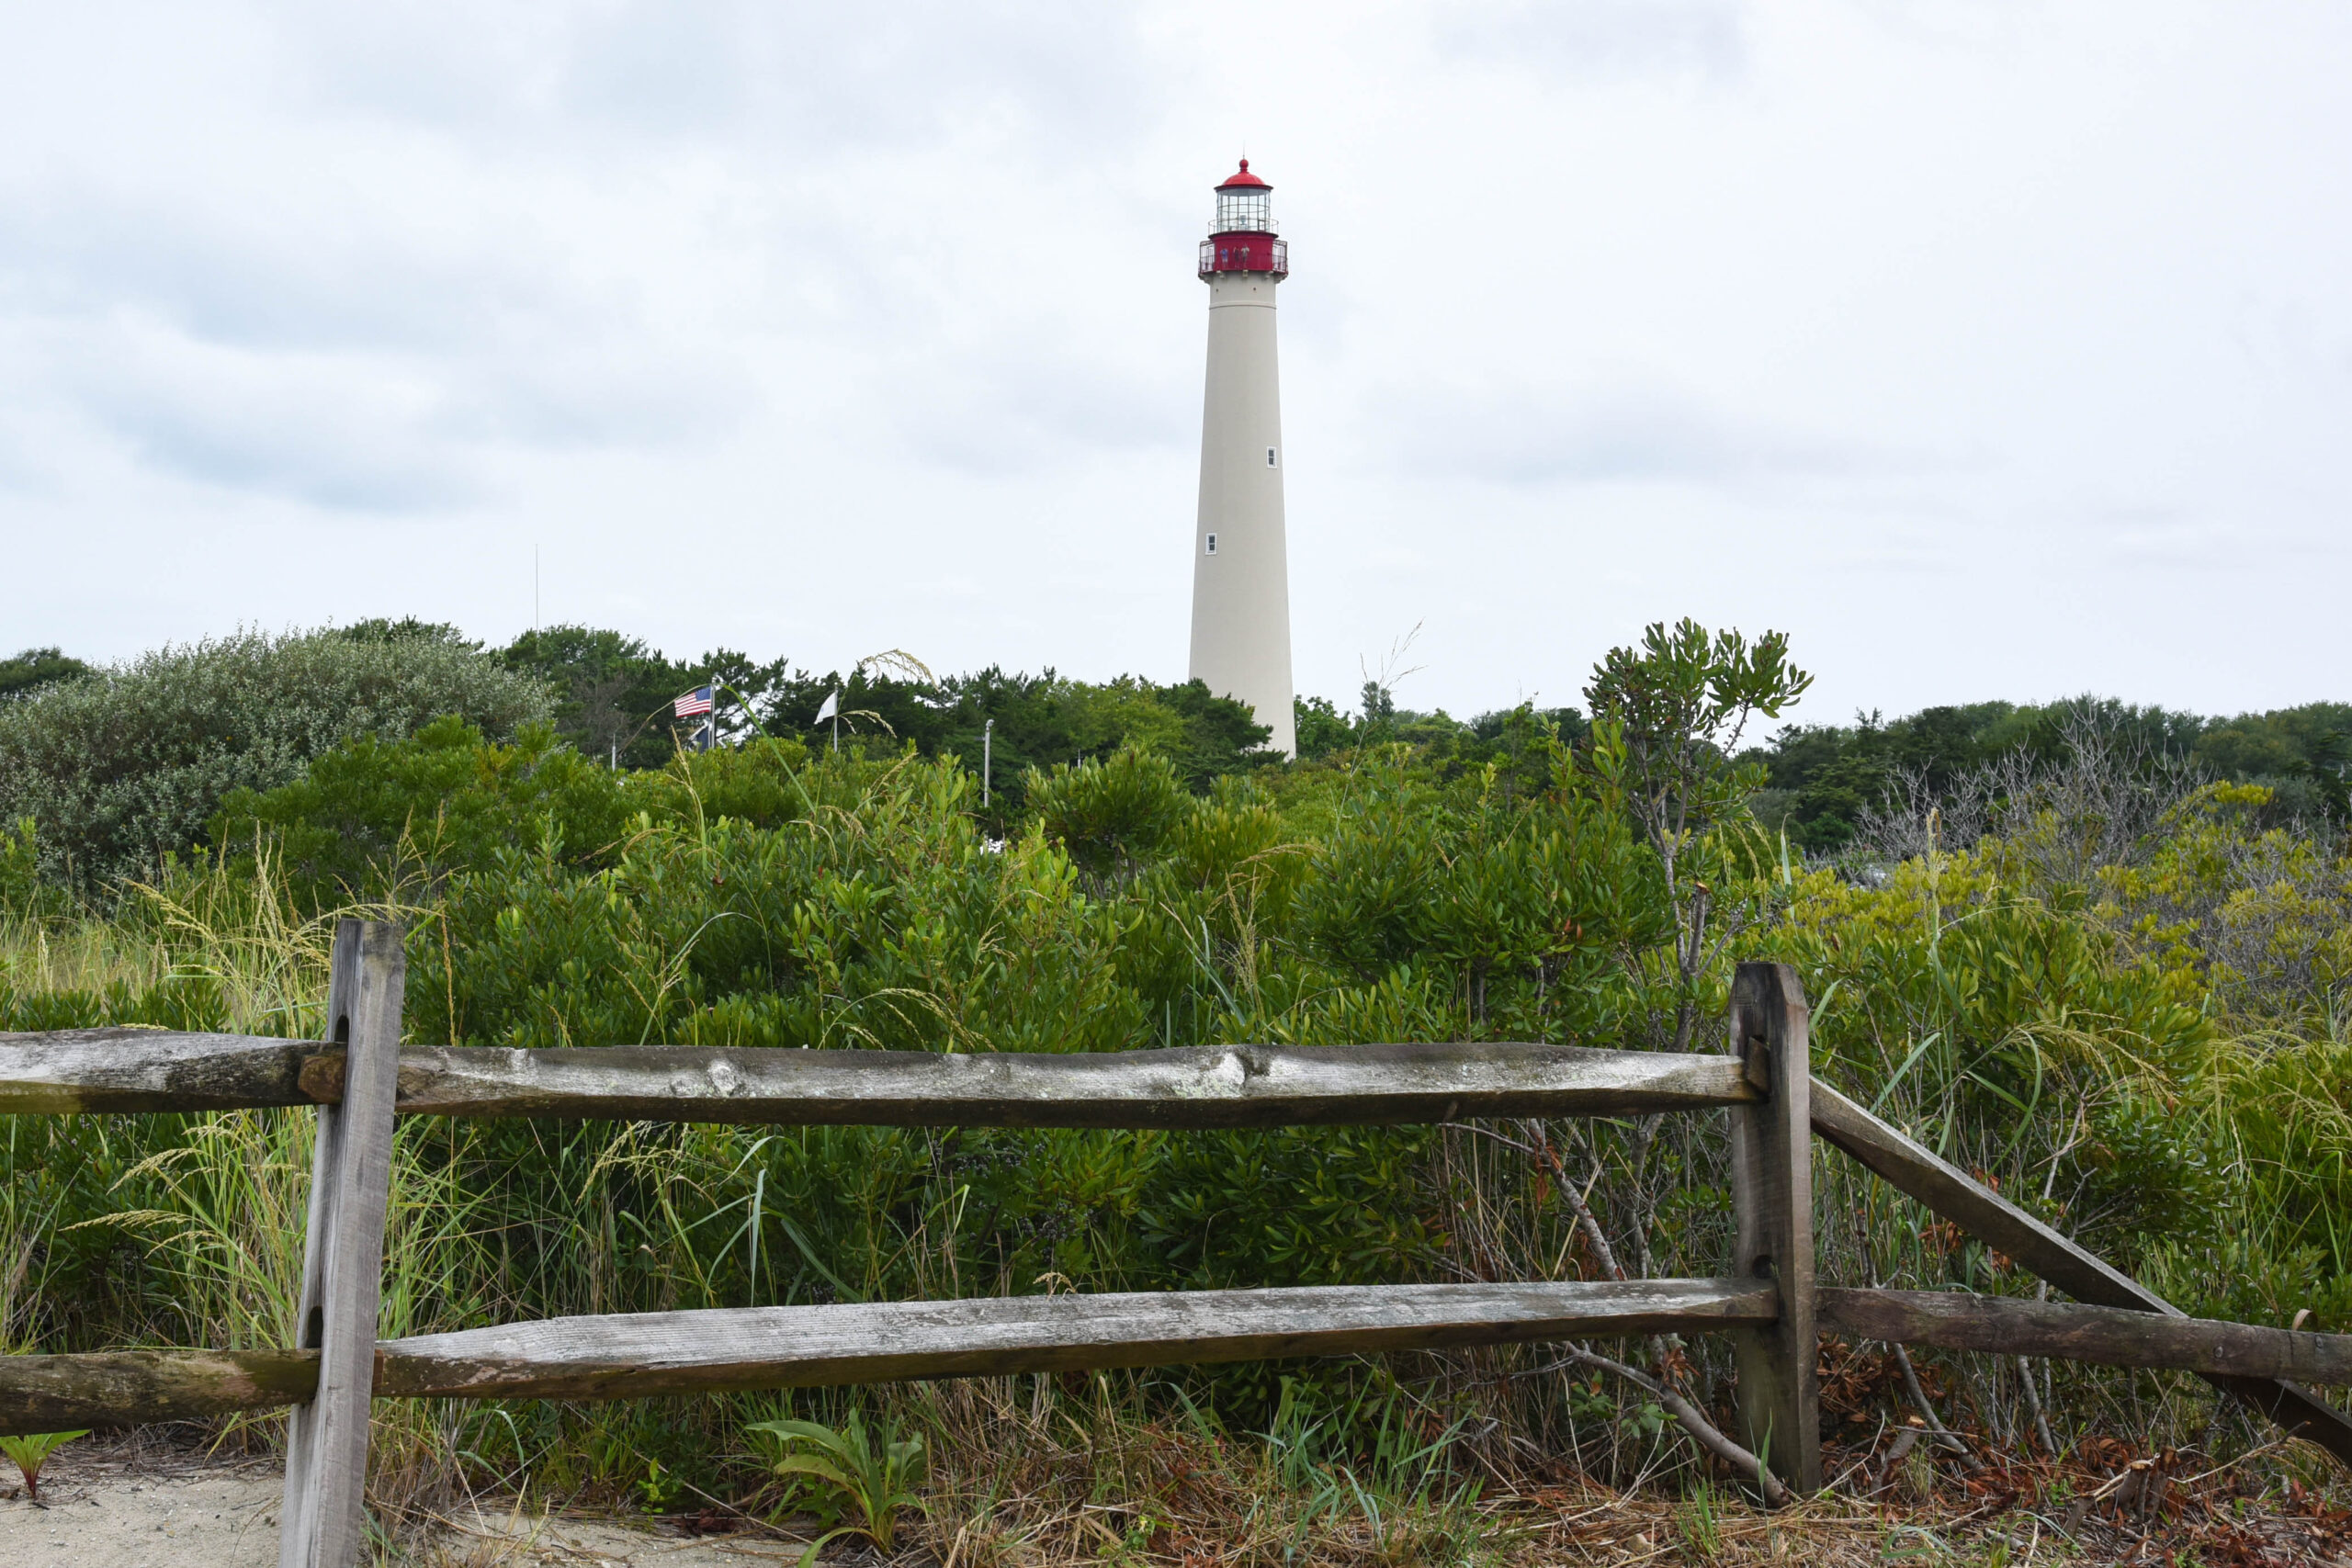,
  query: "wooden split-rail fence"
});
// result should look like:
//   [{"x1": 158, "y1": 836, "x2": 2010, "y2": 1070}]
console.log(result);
[{"x1": 4, "y1": 920, "x2": 2351, "y2": 1566}]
